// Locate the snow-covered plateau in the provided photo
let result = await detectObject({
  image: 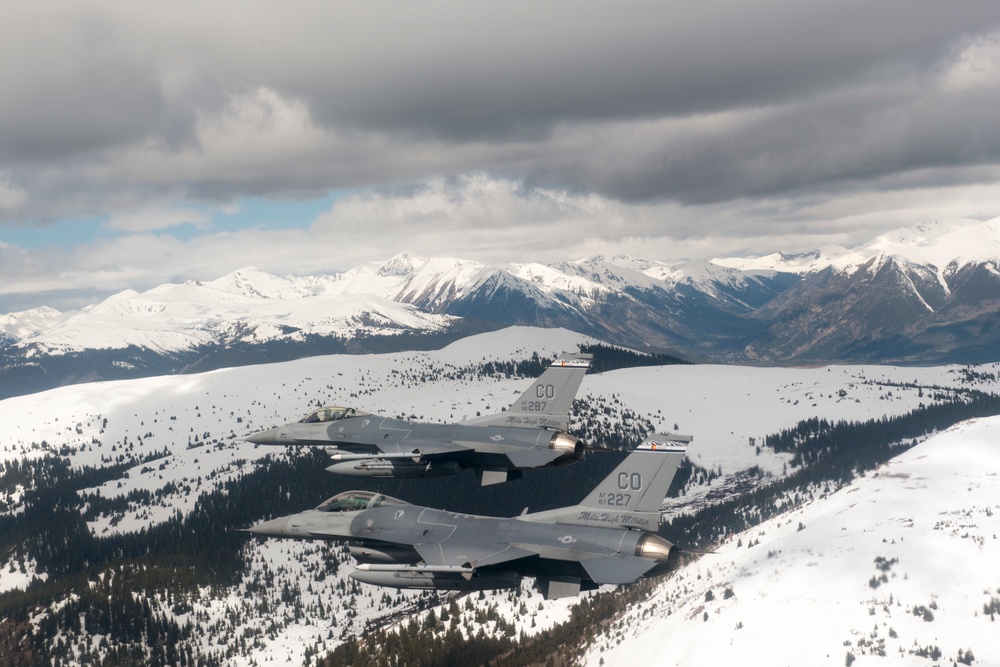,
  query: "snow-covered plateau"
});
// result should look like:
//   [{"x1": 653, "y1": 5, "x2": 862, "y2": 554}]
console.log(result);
[
  {"x1": 2, "y1": 327, "x2": 991, "y2": 532},
  {"x1": 1, "y1": 326, "x2": 998, "y2": 665}
]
